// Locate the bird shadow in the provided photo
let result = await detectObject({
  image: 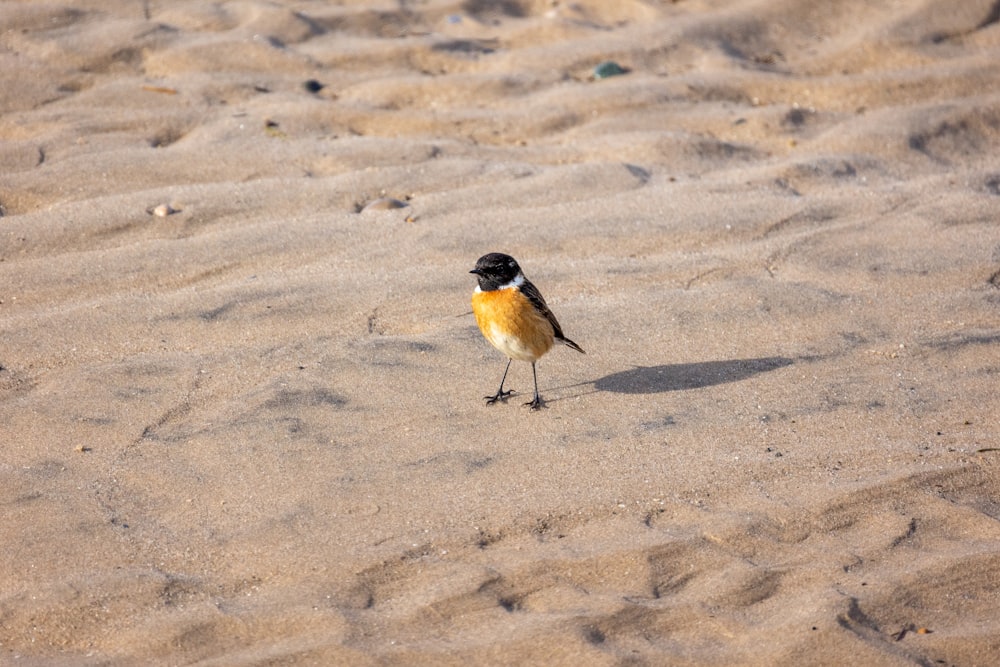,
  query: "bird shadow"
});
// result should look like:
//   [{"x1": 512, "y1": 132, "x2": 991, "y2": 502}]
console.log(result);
[{"x1": 592, "y1": 356, "x2": 795, "y2": 394}]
